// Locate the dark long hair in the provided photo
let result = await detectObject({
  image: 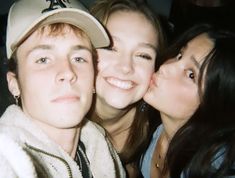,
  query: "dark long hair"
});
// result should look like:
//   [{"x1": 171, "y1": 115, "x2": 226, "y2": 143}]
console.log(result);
[
  {"x1": 164, "y1": 24, "x2": 235, "y2": 177},
  {"x1": 89, "y1": 0, "x2": 163, "y2": 168}
]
